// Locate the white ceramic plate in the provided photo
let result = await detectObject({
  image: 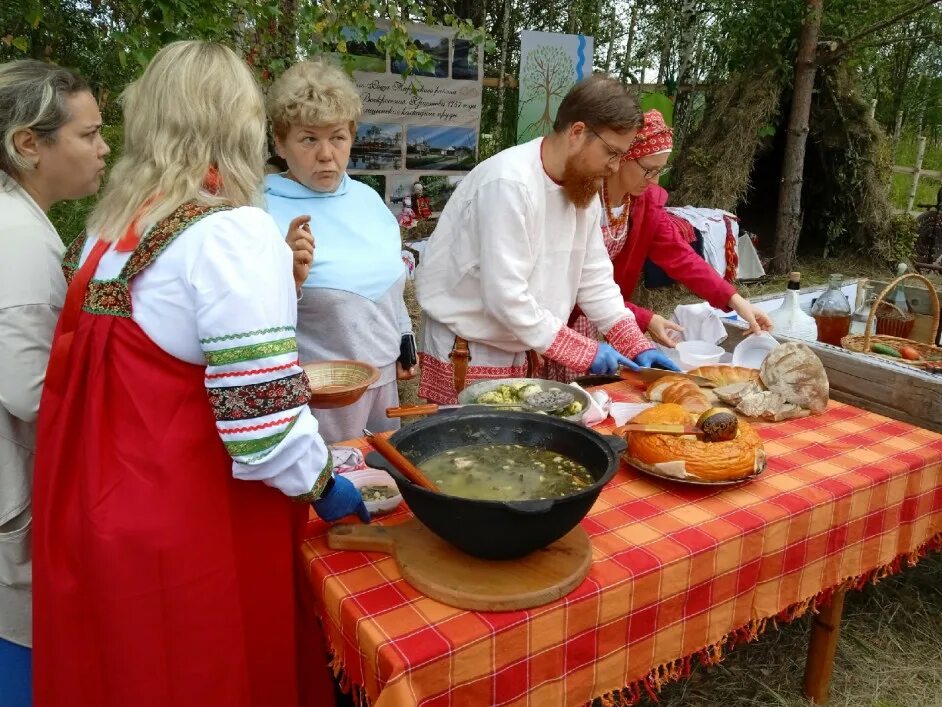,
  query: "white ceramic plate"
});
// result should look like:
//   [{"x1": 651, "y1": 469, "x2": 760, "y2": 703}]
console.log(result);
[{"x1": 732, "y1": 332, "x2": 779, "y2": 369}]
